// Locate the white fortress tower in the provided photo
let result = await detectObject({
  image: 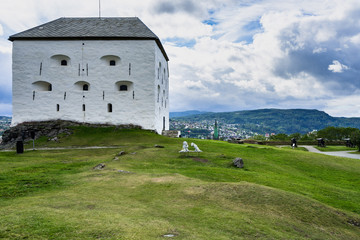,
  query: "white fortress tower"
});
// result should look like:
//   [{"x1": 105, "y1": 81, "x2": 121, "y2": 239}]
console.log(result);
[{"x1": 9, "y1": 17, "x2": 169, "y2": 133}]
